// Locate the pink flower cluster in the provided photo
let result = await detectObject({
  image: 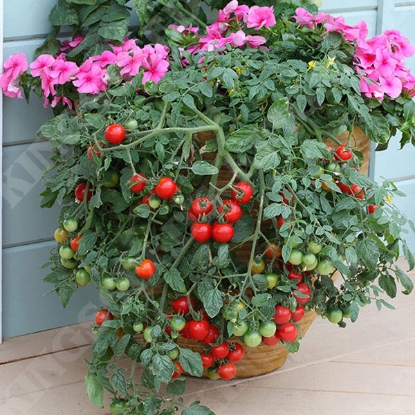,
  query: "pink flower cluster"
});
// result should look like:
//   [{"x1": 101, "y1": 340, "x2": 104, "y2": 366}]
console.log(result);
[
  {"x1": 294, "y1": 8, "x2": 415, "y2": 100},
  {"x1": 0, "y1": 39, "x2": 170, "y2": 108},
  {"x1": 173, "y1": 0, "x2": 275, "y2": 53},
  {"x1": 0, "y1": 53, "x2": 28, "y2": 98}
]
